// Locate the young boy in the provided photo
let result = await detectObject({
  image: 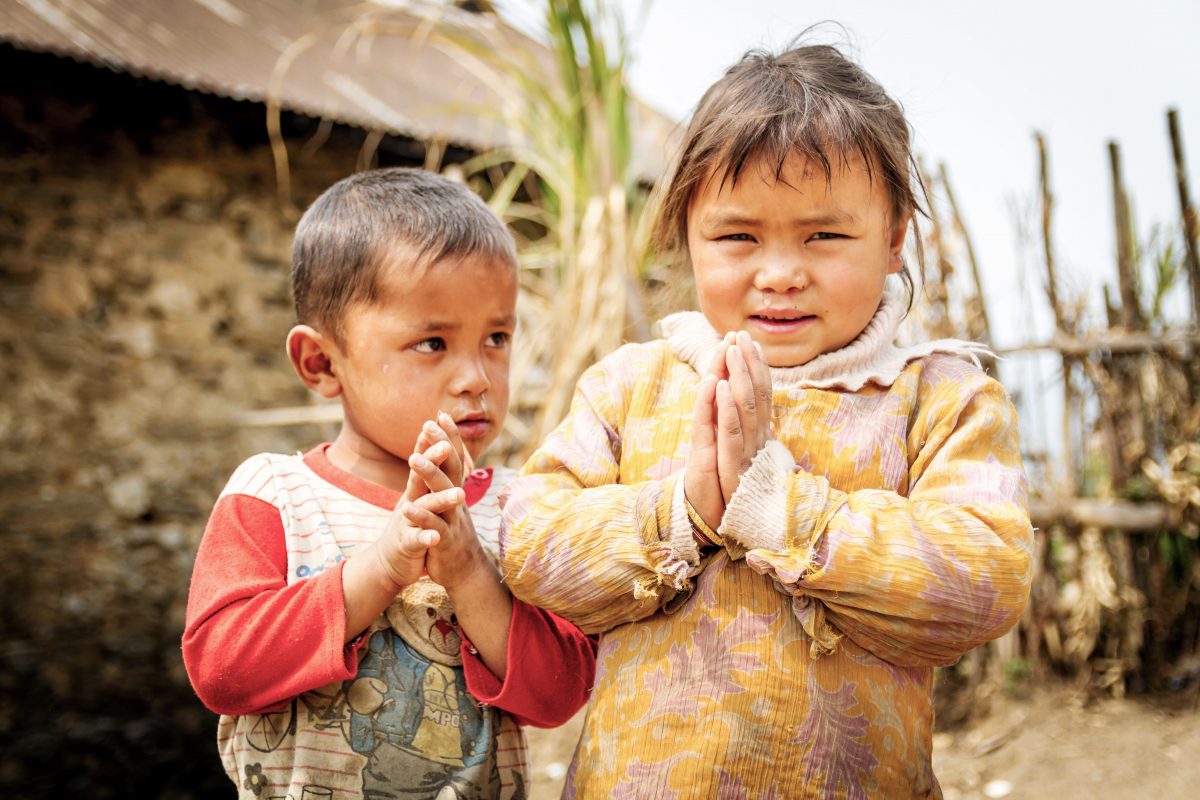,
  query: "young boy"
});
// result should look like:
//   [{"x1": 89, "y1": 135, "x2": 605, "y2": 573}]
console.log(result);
[{"x1": 183, "y1": 167, "x2": 596, "y2": 800}]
